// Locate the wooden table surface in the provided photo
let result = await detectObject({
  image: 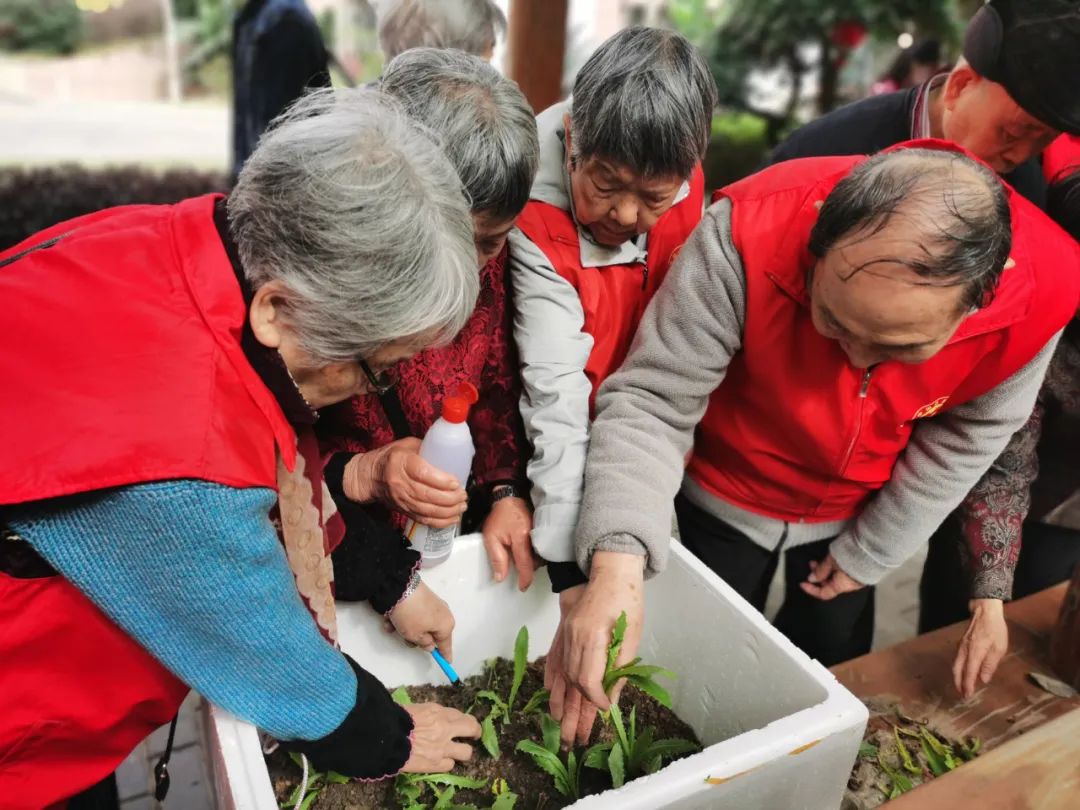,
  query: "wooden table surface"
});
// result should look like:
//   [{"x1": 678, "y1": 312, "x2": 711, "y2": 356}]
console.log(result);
[{"x1": 830, "y1": 584, "x2": 1080, "y2": 808}]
